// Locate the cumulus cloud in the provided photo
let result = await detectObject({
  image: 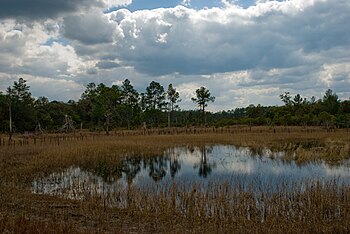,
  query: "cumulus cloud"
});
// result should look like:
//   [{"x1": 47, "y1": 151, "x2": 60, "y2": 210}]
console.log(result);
[
  {"x1": 96, "y1": 61, "x2": 120, "y2": 70},
  {"x1": 1, "y1": 0, "x2": 350, "y2": 111},
  {"x1": 28, "y1": 76, "x2": 85, "y2": 101},
  {"x1": 63, "y1": 10, "x2": 117, "y2": 45},
  {"x1": 108, "y1": 0, "x2": 350, "y2": 77}
]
